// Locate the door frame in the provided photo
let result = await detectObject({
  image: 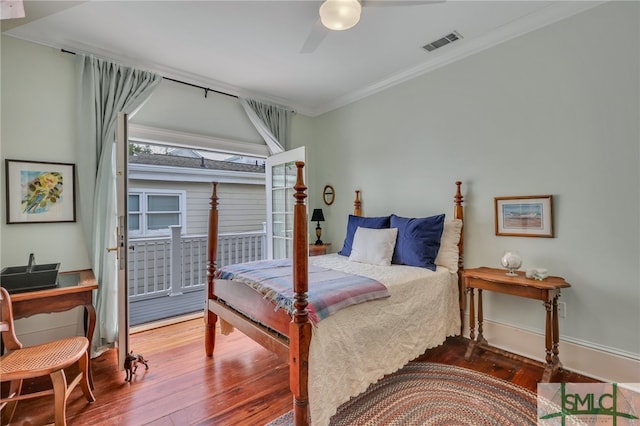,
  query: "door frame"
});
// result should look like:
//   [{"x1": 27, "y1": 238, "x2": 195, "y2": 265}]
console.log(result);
[{"x1": 116, "y1": 112, "x2": 130, "y2": 369}]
